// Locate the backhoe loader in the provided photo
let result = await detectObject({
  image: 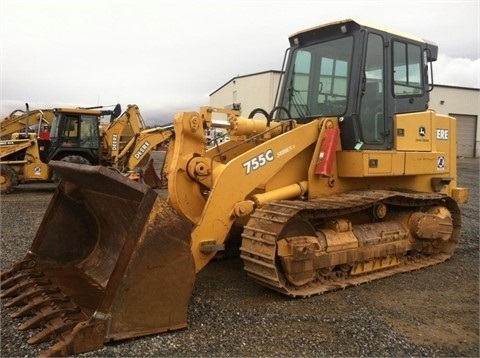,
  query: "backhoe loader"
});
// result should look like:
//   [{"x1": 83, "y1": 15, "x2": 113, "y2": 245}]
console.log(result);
[
  {"x1": 0, "y1": 19, "x2": 469, "y2": 357},
  {"x1": 0, "y1": 104, "x2": 120, "y2": 193},
  {"x1": 0, "y1": 104, "x2": 171, "y2": 193}
]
